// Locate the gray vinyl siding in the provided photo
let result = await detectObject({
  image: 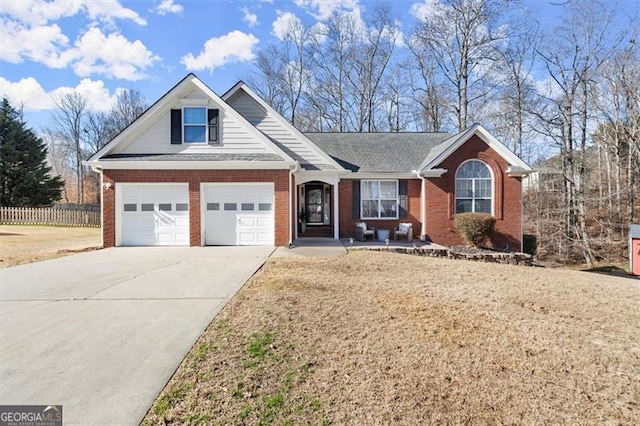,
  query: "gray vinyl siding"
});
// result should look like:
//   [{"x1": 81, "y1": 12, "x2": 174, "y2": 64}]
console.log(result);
[
  {"x1": 115, "y1": 108, "x2": 272, "y2": 155},
  {"x1": 227, "y1": 91, "x2": 327, "y2": 166}
]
